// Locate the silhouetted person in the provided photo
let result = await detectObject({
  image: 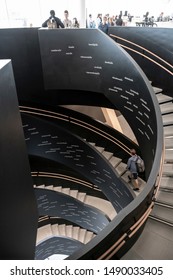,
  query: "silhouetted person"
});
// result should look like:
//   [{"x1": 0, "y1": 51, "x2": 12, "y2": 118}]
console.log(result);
[
  {"x1": 42, "y1": 10, "x2": 64, "y2": 28},
  {"x1": 116, "y1": 15, "x2": 123, "y2": 26}
]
